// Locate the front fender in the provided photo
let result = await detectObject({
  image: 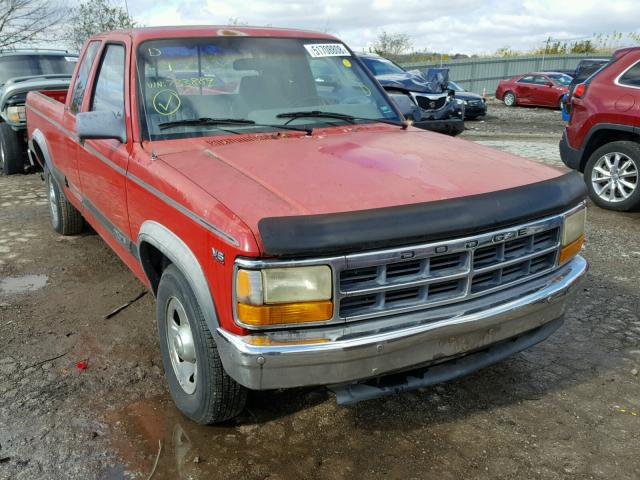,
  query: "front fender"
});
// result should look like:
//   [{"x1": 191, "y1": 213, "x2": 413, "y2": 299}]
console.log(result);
[{"x1": 137, "y1": 220, "x2": 220, "y2": 336}]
